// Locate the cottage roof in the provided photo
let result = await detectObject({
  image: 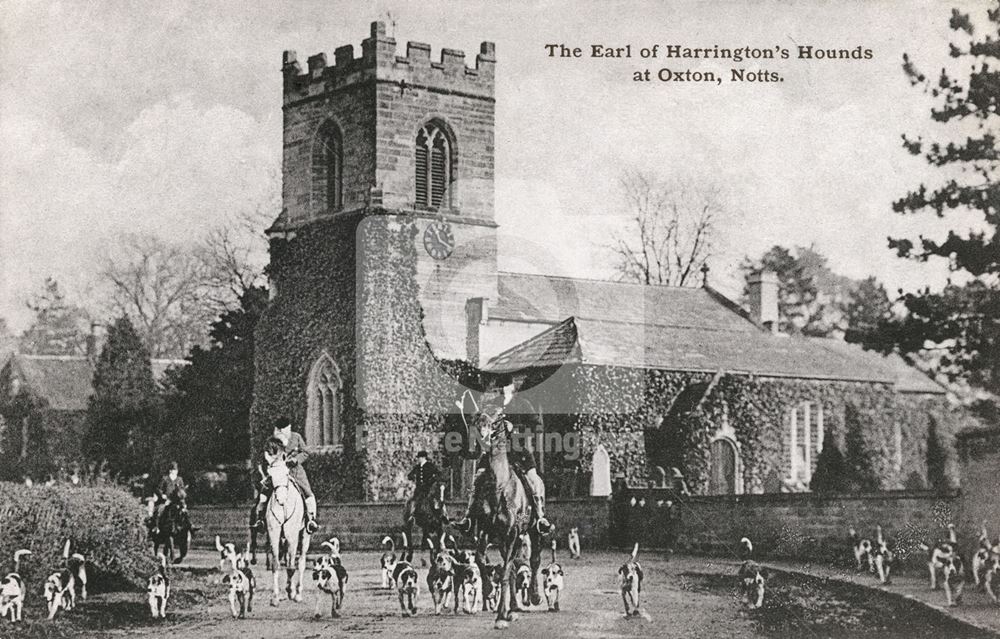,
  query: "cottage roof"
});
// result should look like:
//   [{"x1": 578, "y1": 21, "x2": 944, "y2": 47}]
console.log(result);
[
  {"x1": 487, "y1": 273, "x2": 944, "y2": 394},
  {"x1": 1, "y1": 355, "x2": 186, "y2": 411}
]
